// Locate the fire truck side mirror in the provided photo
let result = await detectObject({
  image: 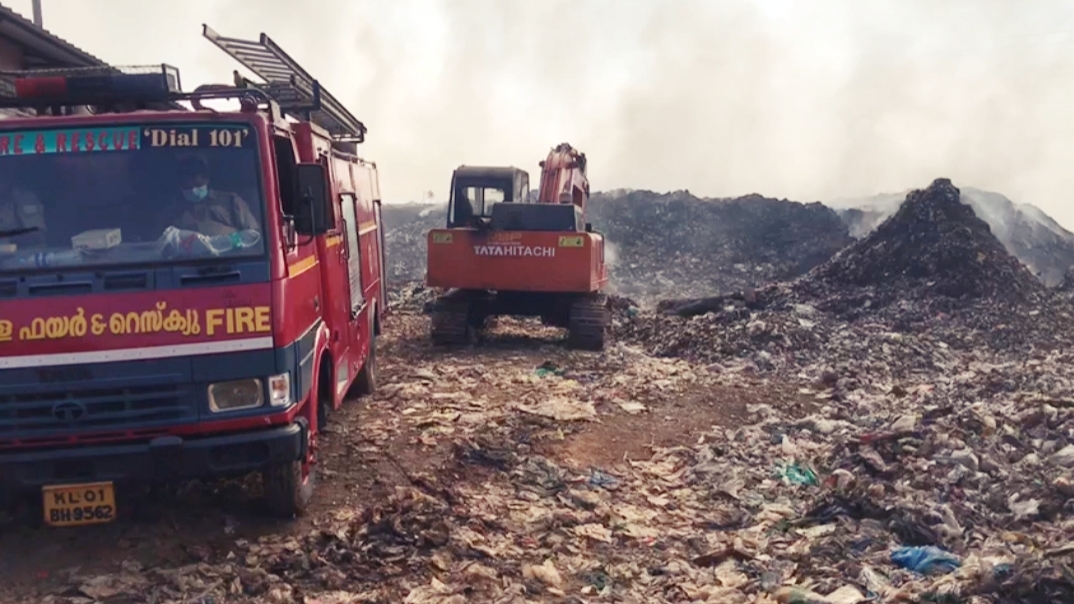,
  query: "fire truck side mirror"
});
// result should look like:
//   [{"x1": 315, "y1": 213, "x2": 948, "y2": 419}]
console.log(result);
[{"x1": 295, "y1": 163, "x2": 331, "y2": 236}]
